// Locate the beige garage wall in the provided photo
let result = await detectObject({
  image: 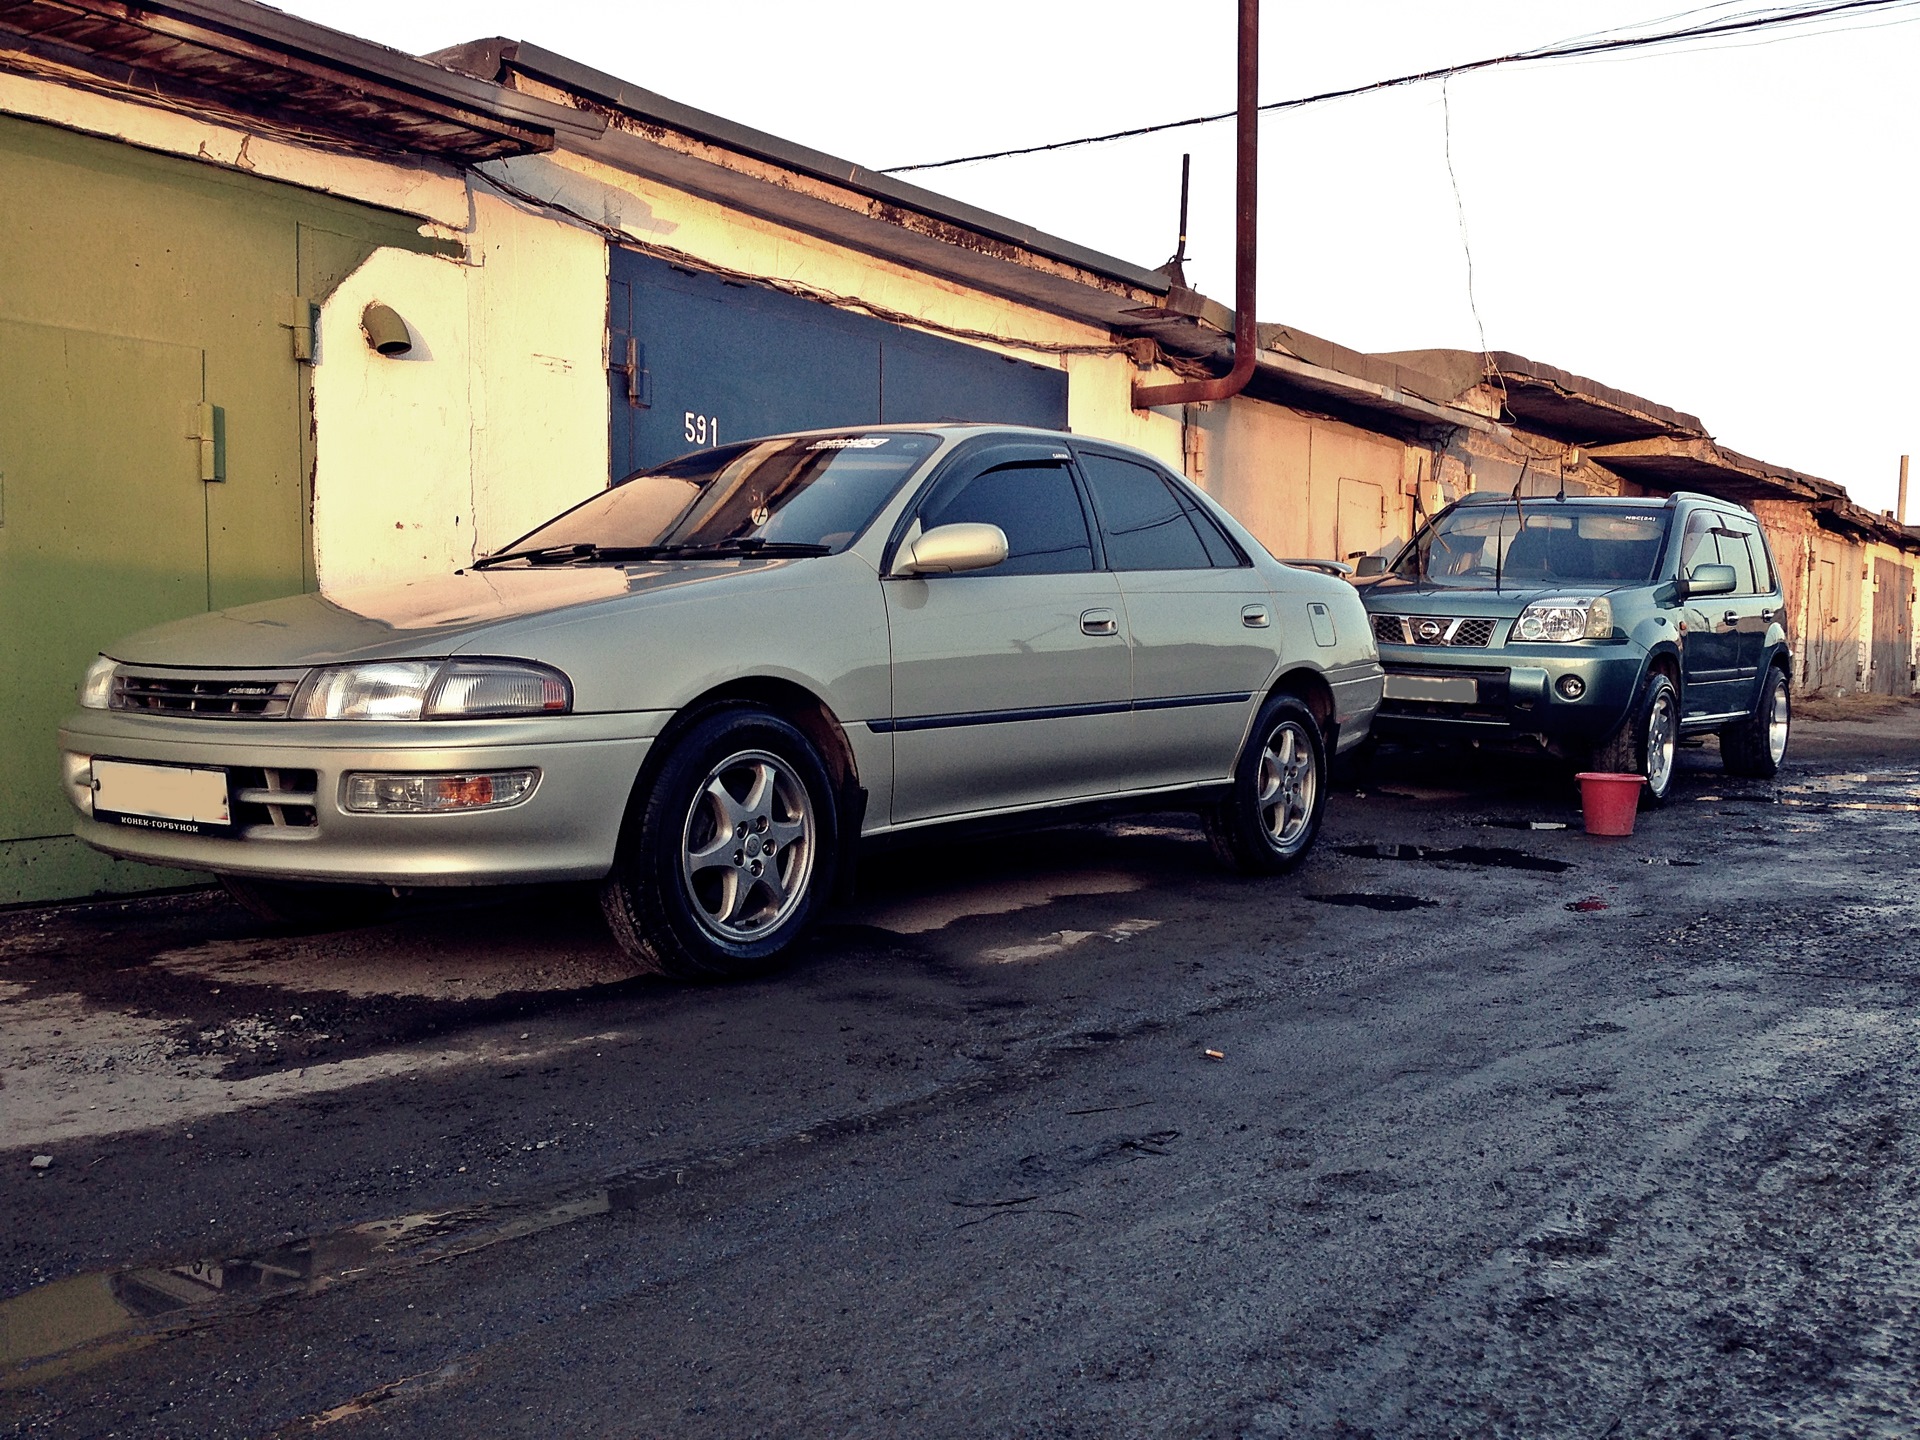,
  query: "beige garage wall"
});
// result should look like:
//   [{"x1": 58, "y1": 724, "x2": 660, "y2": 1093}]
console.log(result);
[
  {"x1": 312, "y1": 191, "x2": 609, "y2": 592},
  {"x1": 1188, "y1": 396, "x2": 1410, "y2": 562}
]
